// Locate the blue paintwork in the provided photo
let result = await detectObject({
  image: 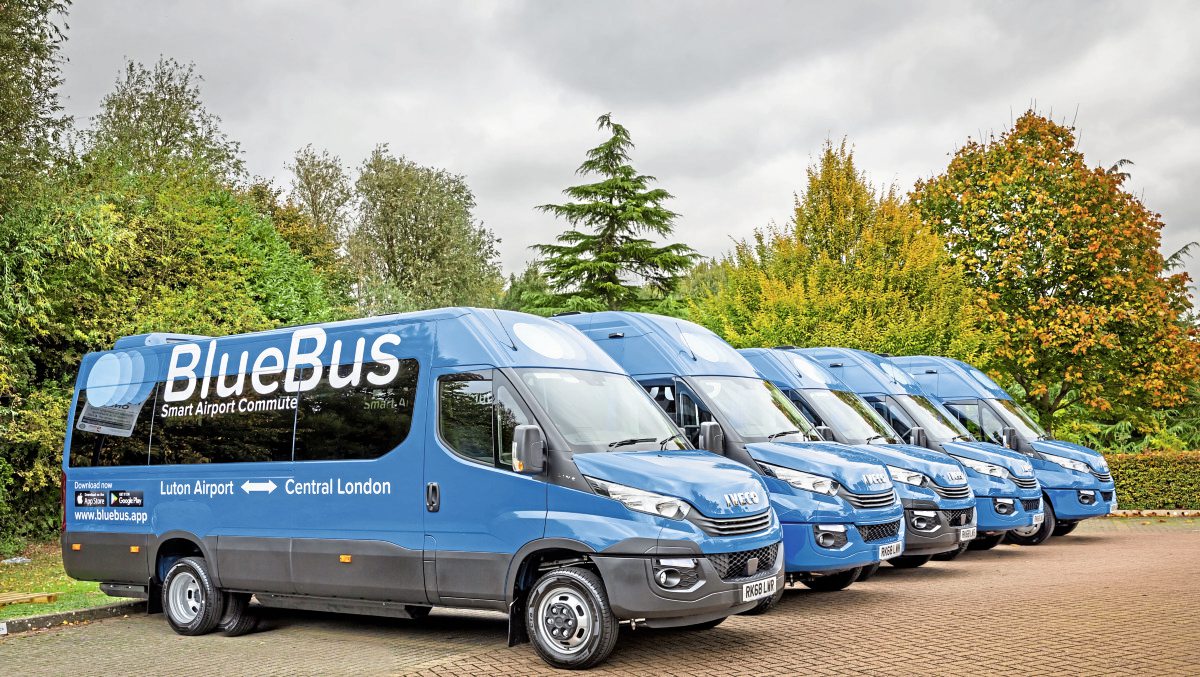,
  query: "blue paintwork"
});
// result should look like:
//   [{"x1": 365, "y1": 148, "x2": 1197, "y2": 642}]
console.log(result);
[
  {"x1": 891, "y1": 355, "x2": 1117, "y2": 519},
  {"x1": 744, "y1": 348, "x2": 1041, "y2": 533},
  {"x1": 64, "y1": 308, "x2": 782, "y2": 610},
  {"x1": 556, "y1": 312, "x2": 912, "y2": 574}
]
